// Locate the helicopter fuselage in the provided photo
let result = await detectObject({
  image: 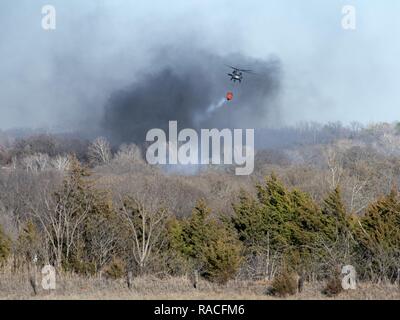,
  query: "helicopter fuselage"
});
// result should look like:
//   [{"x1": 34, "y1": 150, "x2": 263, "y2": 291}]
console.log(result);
[{"x1": 228, "y1": 71, "x2": 243, "y2": 82}]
